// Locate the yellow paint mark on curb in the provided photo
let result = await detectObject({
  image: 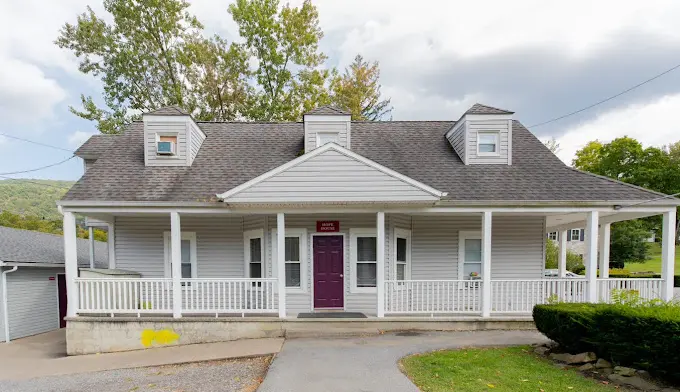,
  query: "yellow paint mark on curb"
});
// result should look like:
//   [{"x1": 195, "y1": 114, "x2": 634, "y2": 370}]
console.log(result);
[{"x1": 141, "y1": 329, "x2": 180, "y2": 347}]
